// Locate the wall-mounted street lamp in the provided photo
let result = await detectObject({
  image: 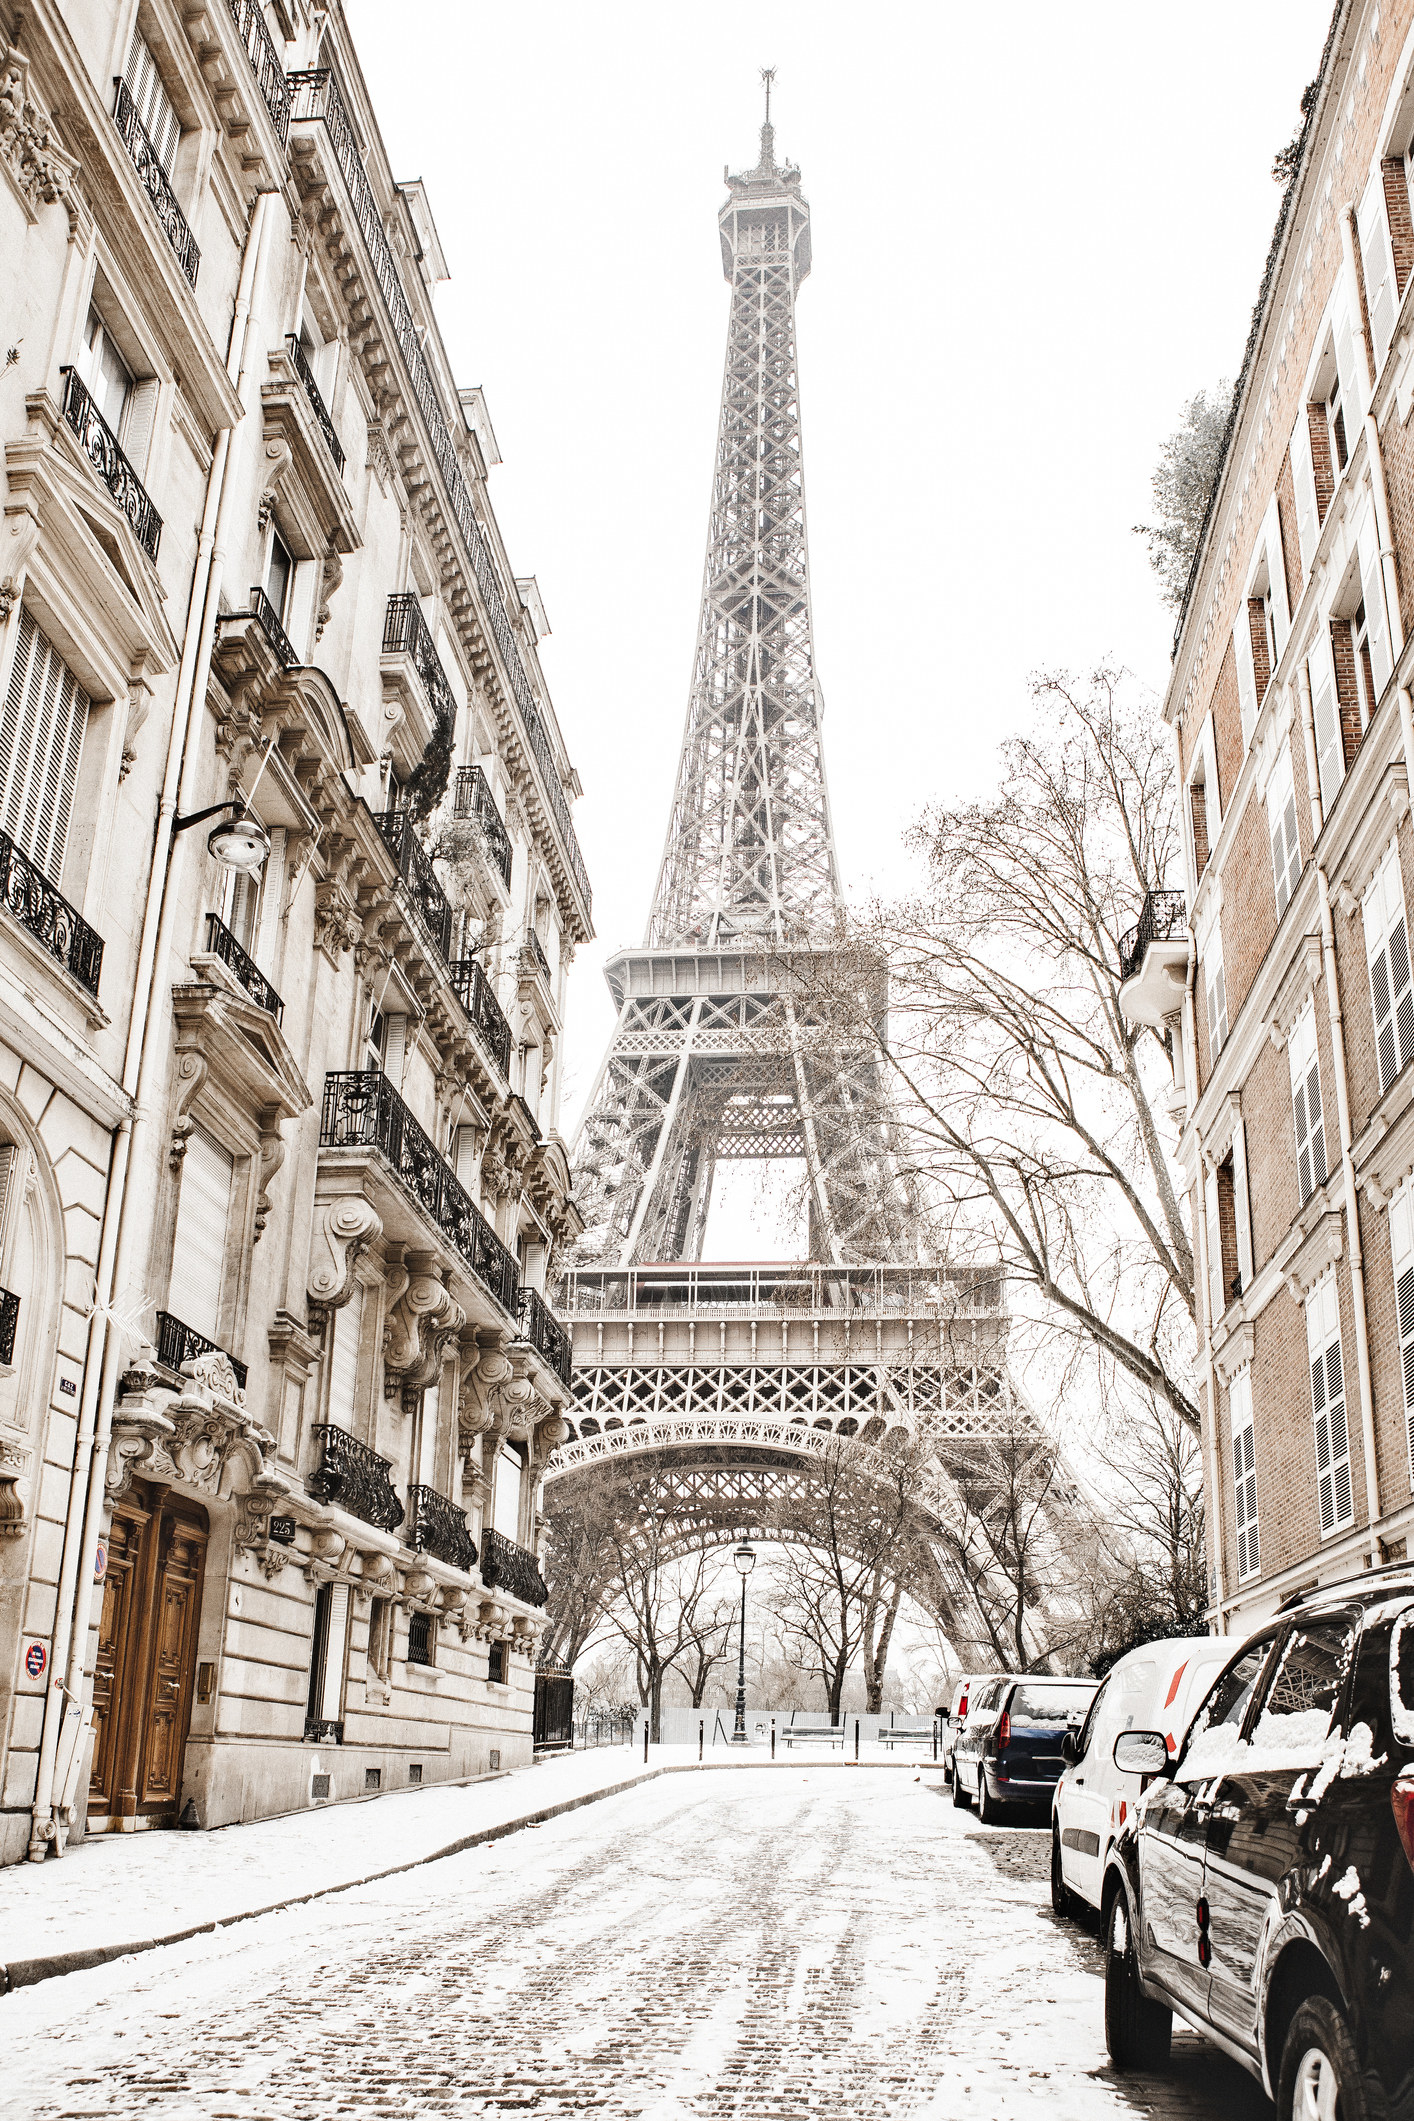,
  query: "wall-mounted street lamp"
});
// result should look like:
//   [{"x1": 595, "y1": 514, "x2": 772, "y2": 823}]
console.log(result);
[
  {"x1": 172, "y1": 739, "x2": 277, "y2": 875},
  {"x1": 731, "y1": 1539, "x2": 755, "y2": 1746}
]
